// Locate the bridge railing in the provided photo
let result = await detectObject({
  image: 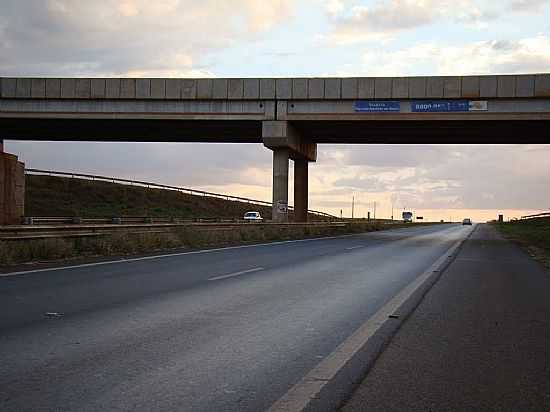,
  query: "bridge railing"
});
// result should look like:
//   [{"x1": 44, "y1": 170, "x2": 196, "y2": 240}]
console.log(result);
[{"x1": 24, "y1": 168, "x2": 336, "y2": 220}]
